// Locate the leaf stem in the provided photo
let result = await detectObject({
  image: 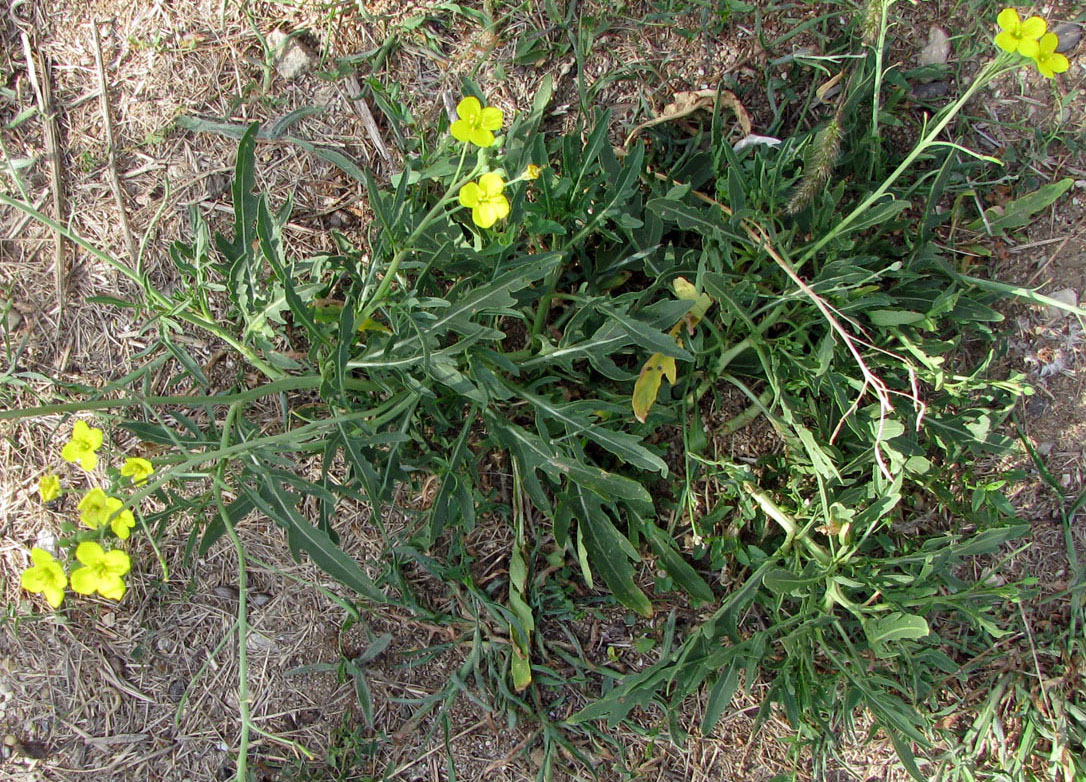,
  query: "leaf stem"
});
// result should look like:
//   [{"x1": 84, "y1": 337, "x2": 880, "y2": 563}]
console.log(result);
[
  {"x1": 213, "y1": 402, "x2": 252, "y2": 782},
  {"x1": 358, "y1": 144, "x2": 478, "y2": 323},
  {"x1": 0, "y1": 194, "x2": 283, "y2": 380},
  {"x1": 800, "y1": 54, "x2": 1015, "y2": 265},
  {"x1": 0, "y1": 375, "x2": 379, "y2": 421}
]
